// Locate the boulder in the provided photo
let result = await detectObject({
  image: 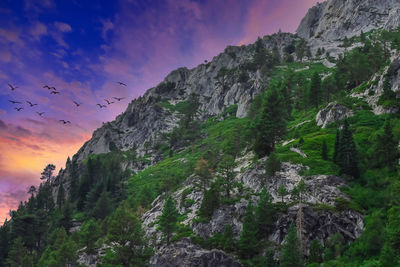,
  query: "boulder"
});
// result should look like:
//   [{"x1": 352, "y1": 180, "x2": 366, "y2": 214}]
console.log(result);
[{"x1": 316, "y1": 102, "x2": 353, "y2": 128}]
